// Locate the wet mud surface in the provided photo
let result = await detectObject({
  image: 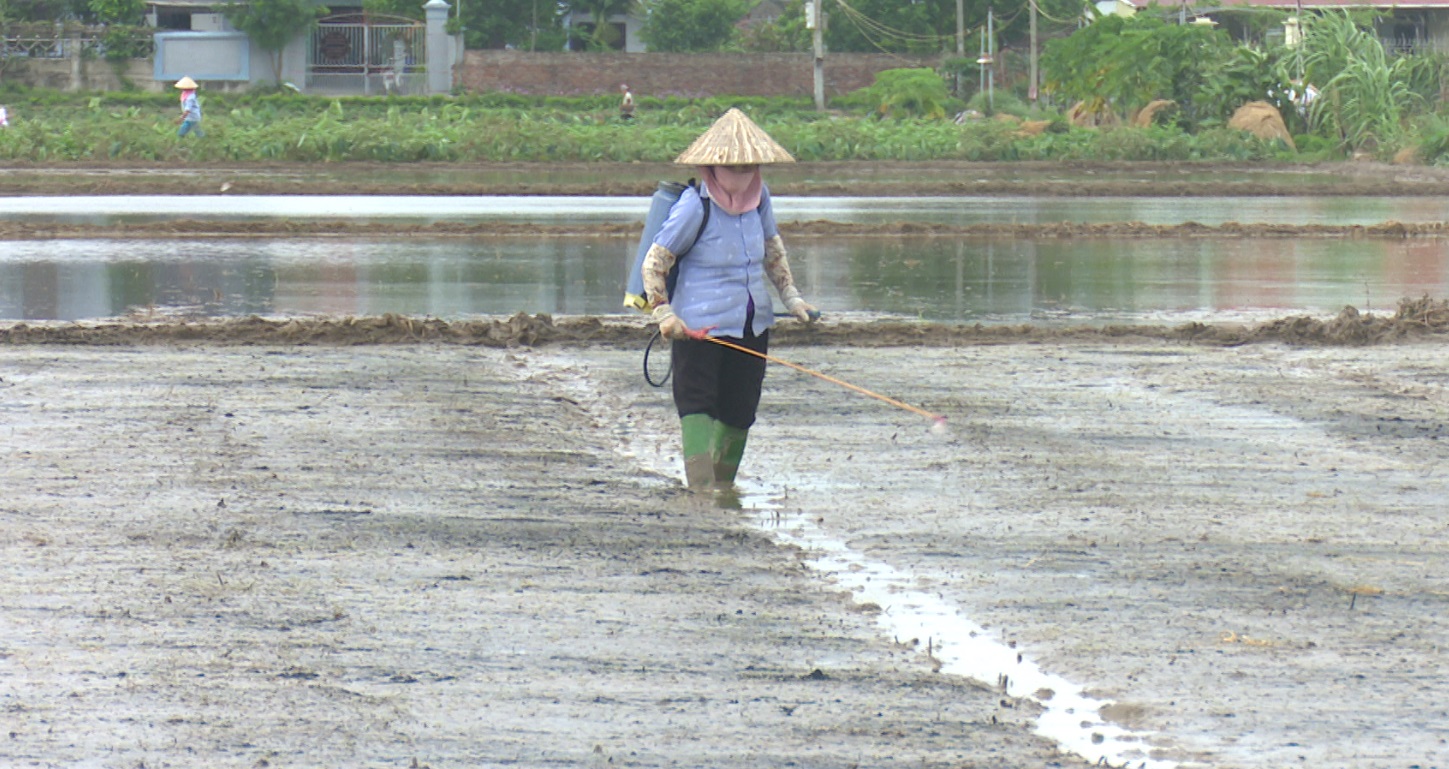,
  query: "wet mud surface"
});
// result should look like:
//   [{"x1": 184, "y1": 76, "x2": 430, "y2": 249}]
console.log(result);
[
  {"x1": 0, "y1": 345, "x2": 1063, "y2": 769},
  {"x1": 4, "y1": 309, "x2": 1448, "y2": 768},
  {"x1": 744, "y1": 338, "x2": 1449, "y2": 768}
]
